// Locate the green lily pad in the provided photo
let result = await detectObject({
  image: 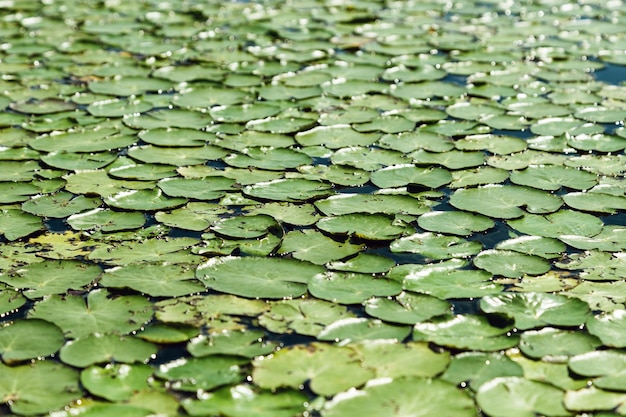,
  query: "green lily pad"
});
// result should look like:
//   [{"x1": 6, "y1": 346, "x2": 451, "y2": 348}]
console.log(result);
[
  {"x1": 128, "y1": 144, "x2": 227, "y2": 165},
  {"x1": 389, "y1": 265, "x2": 502, "y2": 299},
  {"x1": 450, "y1": 185, "x2": 562, "y2": 219},
  {"x1": 155, "y1": 202, "x2": 231, "y2": 231},
  {"x1": 137, "y1": 323, "x2": 200, "y2": 344},
  {"x1": 41, "y1": 151, "x2": 118, "y2": 170},
  {"x1": 0, "y1": 284, "x2": 26, "y2": 315},
  {"x1": 0, "y1": 319, "x2": 64, "y2": 363},
  {"x1": 413, "y1": 314, "x2": 518, "y2": 351},
  {"x1": 277, "y1": 229, "x2": 363, "y2": 265},
  {"x1": 556, "y1": 251, "x2": 626, "y2": 282},
  {"x1": 495, "y1": 236, "x2": 566, "y2": 259},
  {"x1": 315, "y1": 193, "x2": 430, "y2": 216},
  {"x1": 196, "y1": 256, "x2": 324, "y2": 299},
  {"x1": 21, "y1": 191, "x2": 101, "y2": 218},
  {"x1": 417, "y1": 211, "x2": 494, "y2": 236},
  {"x1": 564, "y1": 386, "x2": 626, "y2": 414},
  {"x1": 89, "y1": 237, "x2": 198, "y2": 265},
  {"x1": 252, "y1": 343, "x2": 374, "y2": 396},
  {"x1": 0, "y1": 361, "x2": 81, "y2": 415},
  {"x1": 317, "y1": 213, "x2": 410, "y2": 241},
  {"x1": 0, "y1": 259, "x2": 102, "y2": 299},
  {"x1": 187, "y1": 329, "x2": 276, "y2": 358},
  {"x1": 508, "y1": 210, "x2": 604, "y2": 238},
  {"x1": 331, "y1": 146, "x2": 409, "y2": 171},
  {"x1": 473, "y1": 250, "x2": 551, "y2": 278},
  {"x1": 308, "y1": 271, "x2": 401, "y2": 304},
  {"x1": 138, "y1": 127, "x2": 216, "y2": 147},
  {"x1": 441, "y1": 352, "x2": 524, "y2": 390},
  {"x1": 0, "y1": 208, "x2": 44, "y2": 241},
  {"x1": 259, "y1": 298, "x2": 355, "y2": 336},
  {"x1": 322, "y1": 376, "x2": 476, "y2": 417},
  {"x1": 510, "y1": 165, "x2": 598, "y2": 191},
  {"x1": 67, "y1": 208, "x2": 146, "y2": 232},
  {"x1": 10, "y1": 98, "x2": 76, "y2": 114},
  {"x1": 243, "y1": 178, "x2": 334, "y2": 202},
  {"x1": 182, "y1": 385, "x2": 307, "y2": 417},
  {"x1": 326, "y1": 253, "x2": 396, "y2": 273},
  {"x1": 318, "y1": 317, "x2": 411, "y2": 342},
  {"x1": 586, "y1": 309, "x2": 626, "y2": 348},
  {"x1": 28, "y1": 289, "x2": 153, "y2": 339},
  {"x1": 104, "y1": 189, "x2": 187, "y2": 211},
  {"x1": 88, "y1": 77, "x2": 172, "y2": 96},
  {"x1": 480, "y1": 293, "x2": 590, "y2": 330},
  {"x1": 156, "y1": 356, "x2": 246, "y2": 392},
  {"x1": 247, "y1": 202, "x2": 320, "y2": 226},
  {"x1": 390, "y1": 232, "x2": 482, "y2": 260},
  {"x1": 101, "y1": 263, "x2": 204, "y2": 297},
  {"x1": 211, "y1": 214, "x2": 278, "y2": 239},
  {"x1": 81, "y1": 363, "x2": 153, "y2": 401},
  {"x1": 569, "y1": 350, "x2": 626, "y2": 392},
  {"x1": 157, "y1": 177, "x2": 235, "y2": 200},
  {"x1": 410, "y1": 149, "x2": 485, "y2": 169},
  {"x1": 30, "y1": 127, "x2": 135, "y2": 153},
  {"x1": 364, "y1": 291, "x2": 451, "y2": 325},
  {"x1": 87, "y1": 98, "x2": 152, "y2": 117},
  {"x1": 0, "y1": 182, "x2": 40, "y2": 203},
  {"x1": 563, "y1": 192, "x2": 626, "y2": 214},
  {"x1": 224, "y1": 147, "x2": 311, "y2": 171},
  {"x1": 476, "y1": 377, "x2": 568, "y2": 417},
  {"x1": 520, "y1": 327, "x2": 602, "y2": 360},
  {"x1": 559, "y1": 226, "x2": 626, "y2": 251},
  {"x1": 60, "y1": 334, "x2": 157, "y2": 367},
  {"x1": 209, "y1": 103, "x2": 281, "y2": 123},
  {"x1": 370, "y1": 164, "x2": 451, "y2": 189},
  {"x1": 449, "y1": 167, "x2": 510, "y2": 188},
  {"x1": 575, "y1": 106, "x2": 626, "y2": 123}
]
